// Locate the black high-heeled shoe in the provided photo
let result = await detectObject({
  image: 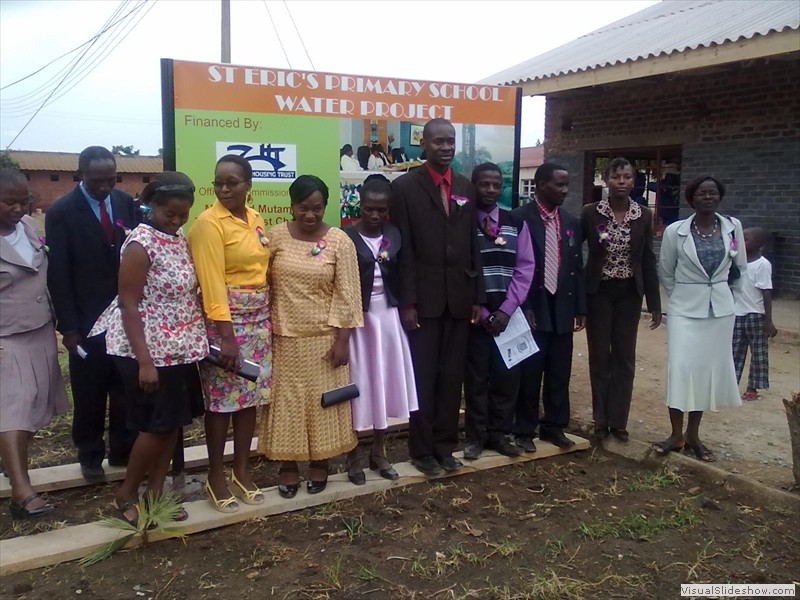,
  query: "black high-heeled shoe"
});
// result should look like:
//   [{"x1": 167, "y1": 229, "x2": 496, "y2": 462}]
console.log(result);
[
  {"x1": 278, "y1": 483, "x2": 299, "y2": 499},
  {"x1": 369, "y1": 455, "x2": 399, "y2": 481},
  {"x1": 306, "y1": 479, "x2": 327, "y2": 494},
  {"x1": 10, "y1": 493, "x2": 56, "y2": 520}
]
